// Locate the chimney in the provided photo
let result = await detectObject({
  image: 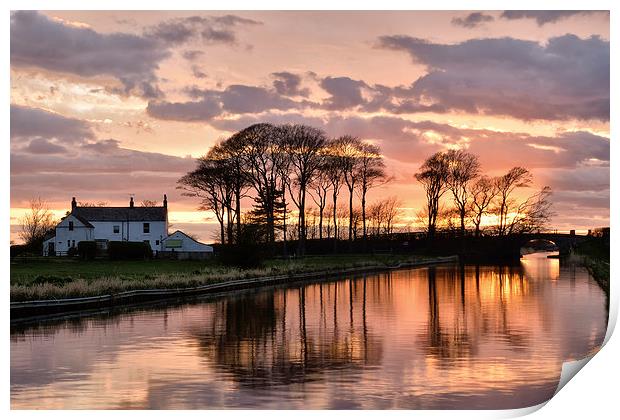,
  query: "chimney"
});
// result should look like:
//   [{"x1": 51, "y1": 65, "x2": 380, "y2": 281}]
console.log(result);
[
  {"x1": 71, "y1": 197, "x2": 77, "y2": 210},
  {"x1": 129, "y1": 197, "x2": 134, "y2": 208},
  {"x1": 163, "y1": 194, "x2": 167, "y2": 208}
]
